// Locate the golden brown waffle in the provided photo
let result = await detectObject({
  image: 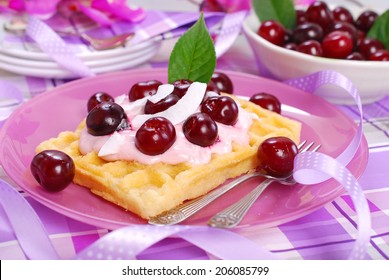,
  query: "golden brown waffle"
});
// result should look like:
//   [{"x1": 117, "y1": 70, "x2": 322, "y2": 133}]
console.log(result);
[{"x1": 36, "y1": 96, "x2": 301, "y2": 220}]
